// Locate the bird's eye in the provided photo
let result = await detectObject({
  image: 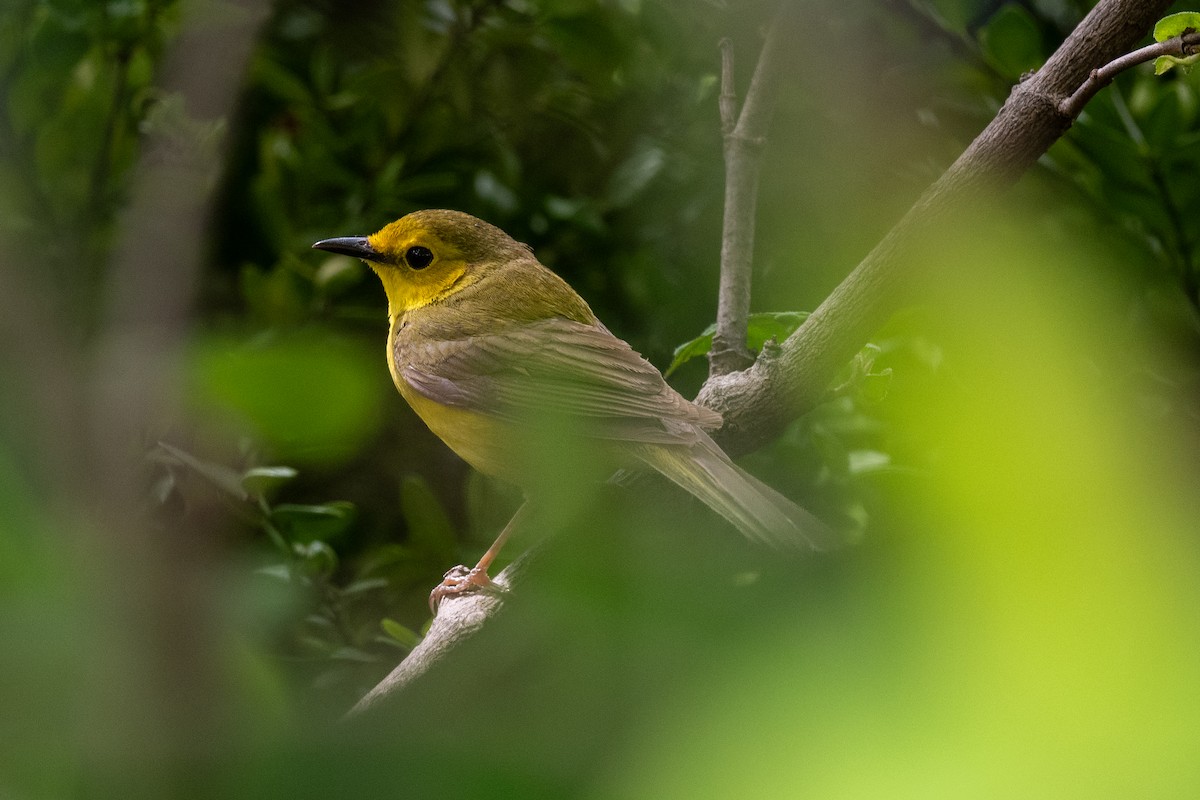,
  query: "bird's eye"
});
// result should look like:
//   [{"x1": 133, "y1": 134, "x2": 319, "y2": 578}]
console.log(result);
[{"x1": 405, "y1": 246, "x2": 434, "y2": 270}]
